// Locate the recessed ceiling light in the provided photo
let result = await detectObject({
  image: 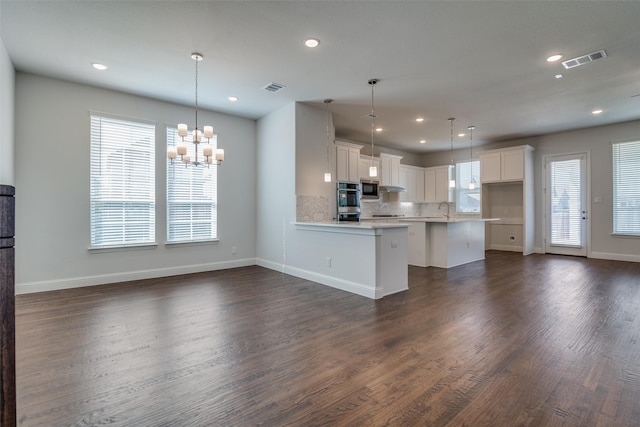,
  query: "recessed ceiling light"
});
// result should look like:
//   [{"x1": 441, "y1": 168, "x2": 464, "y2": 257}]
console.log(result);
[
  {"x1": 375, "y1": 127, "x2": 383, "y2": 132},
  {"x1": 416, "y1": 117, "x2": 424, "y2": 122},
  {"x1": 592, "y1": 109, "x2": 603, "y2": 115},
  {"x1": 419, "y1": 140, "x2": 427, "y2": 144},
  {"x1": 304, "y1": 38, "x2": 320, "y2": 48},
  {"x1": 228, "y1": 96, "x2": 239, "y2": 102},
  {"x1": 546, "y1": 54, "x2": 563, "y2": 62},
  {"x1": 458, "y1": 133, "x2": 466, "y2": 137},
  {"x1": 555, "y1": 74, "x2": 564, "y2": 79},
  {"x1": 91, "y1": 63, "x2": 108, "y2": 70}
]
